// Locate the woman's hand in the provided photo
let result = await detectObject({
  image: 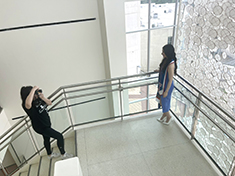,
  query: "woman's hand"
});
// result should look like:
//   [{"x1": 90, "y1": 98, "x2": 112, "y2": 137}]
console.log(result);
[
  {"x1": 163, "y1": 91, "x2": 168, "y2": 98},
  {"x1": 38, "y1": 92, "x2": 45, "y2": 99},
  {"x1": 25, "y1": 86, "x2": 39, "y2": 109},
  {"x1": 154, "y1": 69, "x2": 159, "y2": 72},
  {"x1": 32, "y1": 86, "x2": 39, "y2": 92},
  {"x1": 39, "y1": 92, "x2": 52, "y2": 106}
]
